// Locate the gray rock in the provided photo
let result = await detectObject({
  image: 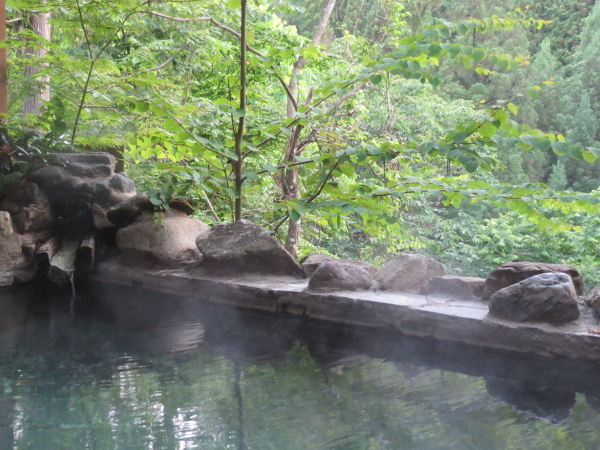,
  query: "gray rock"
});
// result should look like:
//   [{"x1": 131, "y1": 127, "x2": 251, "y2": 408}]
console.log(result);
[
  {"x1": 117, "y1": 213, "x2": 209, "y2": 266},
  {"x1": 420, "y1": 275, "x2": 486, "y2": 299},
  {"x1": 109, "y1": 173, "x2": 136, "y2": 193},
  {"x1": 7, "y1": 191, "x2": 55, "y2": 234},
  {"x1": 91, "y1": 203, "x2": 114, "y2": 230},
  {"x1": 482, "y1": 261, "x2": 584, "y2": 300},
  {"x1": 79, "y1": 179, "x2": 111, "y2": 202},
  {"x1": 47, "y1": 152, "x2": 116, "y2": 178},
  {"x1": 106, "y1": 193, "x2": 153, "y2": 227},
  {"x1": 0, "y1": 212, "x2": 22, "y2": 271},
  {"x1": 308, "y1": 260, "x2": 374, "y2": 291},
  {"x1": 585, "y1": 283, "x2": 600, "y2": 313},
  {"x1": 488, "y1": 272, "x2": 580, "y2": 323},
  {"x1": 106, "y1": 193, "x2": 192, "y2": 228},
  {"x1": 27, "y1": 165, "x2": 67, "y2": 189},
  {"x1": 301, "y1": 253, "x2": 376, "y2": 278},
  {"x1": 375, "y1": 253, "x2": 446, "y2": 291},
  {"x1": 302, "y1": 254, "x2": 337, "y2": 276},
  {"x1": 196, "y1": 219, "x2": 304, "y2": 277},
  {"x1": 3, "y1": 182, "x2": 38, "y2": 206}
]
